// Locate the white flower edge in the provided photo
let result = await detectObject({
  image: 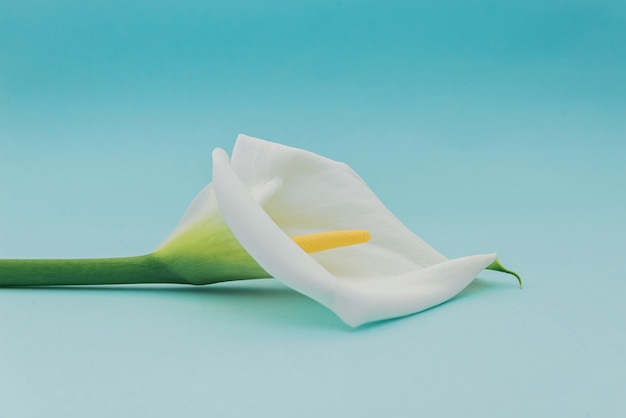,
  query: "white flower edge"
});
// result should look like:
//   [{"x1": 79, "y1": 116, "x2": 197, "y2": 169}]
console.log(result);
[{"x1": 212, "y1": 140, "x2": 498, "y2": 327}]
